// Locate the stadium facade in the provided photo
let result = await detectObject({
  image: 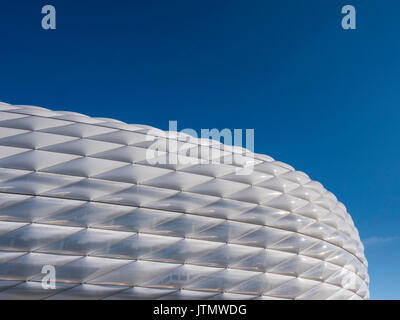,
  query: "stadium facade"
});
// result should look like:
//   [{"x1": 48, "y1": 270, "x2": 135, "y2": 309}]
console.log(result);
[{"x1": 0, "y1": 102, "x2": 369, "y2": 300}]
